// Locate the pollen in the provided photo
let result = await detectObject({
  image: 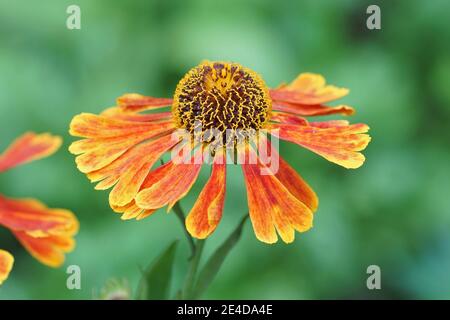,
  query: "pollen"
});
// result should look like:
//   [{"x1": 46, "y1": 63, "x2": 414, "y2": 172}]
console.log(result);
[{"x1": 172, "y1": 61, "x2": 272, "y2": 147}]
